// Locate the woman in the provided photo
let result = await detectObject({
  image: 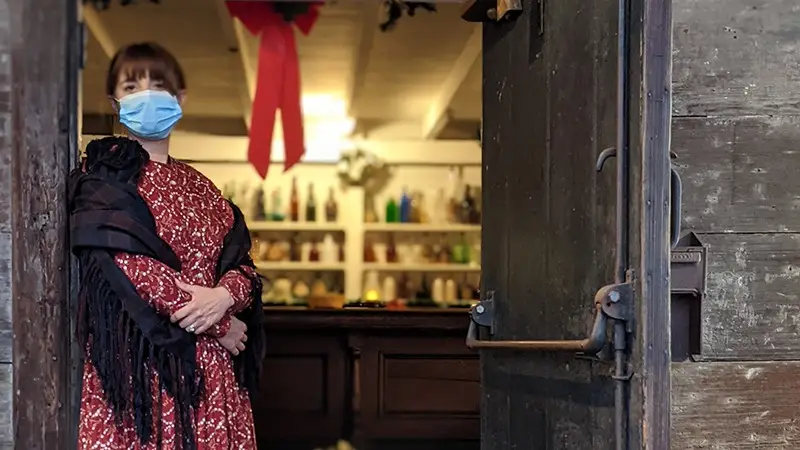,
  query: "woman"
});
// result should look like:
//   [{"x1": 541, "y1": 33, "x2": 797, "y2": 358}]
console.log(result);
[{"x1": 70, "y1": 42, "x2": 264, "y2": 449}]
